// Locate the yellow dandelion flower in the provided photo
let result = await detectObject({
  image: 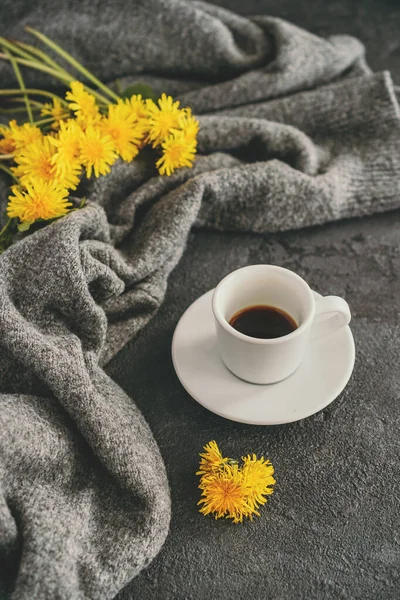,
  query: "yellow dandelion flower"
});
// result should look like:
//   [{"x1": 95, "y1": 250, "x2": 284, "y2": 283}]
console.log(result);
[
  {"x1": 242, "y1": 454, "x2": 276, "y2": 510},
  {"x1": 196, "y1": 440, "x2": 229, "y2": 477},
  {"x1": 145, "y1": 93, "x2": 181, "y2": 147},
  {"x1": 8, "y1": 120, "x2": 42, "y2": 150},
  {"x1": 196, "y1": 442, "x2": 275, "y2": 523},
  {"x1": 12, "y1": 135, "x2": 56, "y2": 185},
  {"x1": 156, "y1": 129, "x2": 197, "y2": 176},
  {"x1": 129, "y1": 94, "x2": 148, "y2": 121},
  {"x1": 41, "y1": 98, "x2": 69, "y2": 130},
  {"x1": 127, "y1": 94, "x2": 150, "y2": 150},
  {"x1": 0, "y1": 125, "x2": 16, "y2": 154},
  {"x1": 179, "y1": 109, "x2": 199, "y2": 142},
  {"x1": 65, "y1": 81, "x2": 100, "y2": 128},
  {"x1": 198, "y1": 464, "x2": 252, "y2": 523},
  {"x1": 79, "y1": 125, "x2": 117, "y2": 178},
  {"x1": 101, "y1": 99, "x2": 147, "y2": 162},
  {"x1": 49, "y1": 119, "x2": 83, "y2": 190},
  {"x1": 7, "y1": 180, "x2": 72, "y2": 223}
]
